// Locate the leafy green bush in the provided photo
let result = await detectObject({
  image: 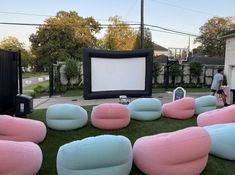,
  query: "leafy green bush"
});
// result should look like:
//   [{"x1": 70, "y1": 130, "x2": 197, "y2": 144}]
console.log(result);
[
  {"x1": 169, "y1": 62, "x2": 183, "y2": 86},
  {"x1": 33, "y1": 85, "x2": 46, "y2": 94},
  {"x1": 152, "y1": 61, "x2": 162, "y2": 86},
  {"x1": 64, "y1": 58, "x2": 79, "y2": 87},
  {"x1": 29, "y1": 91, "x2": 36, "y2": 98},
  {"x1": 189, "y1": 61, "x2": 203, "y2": 84}
]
